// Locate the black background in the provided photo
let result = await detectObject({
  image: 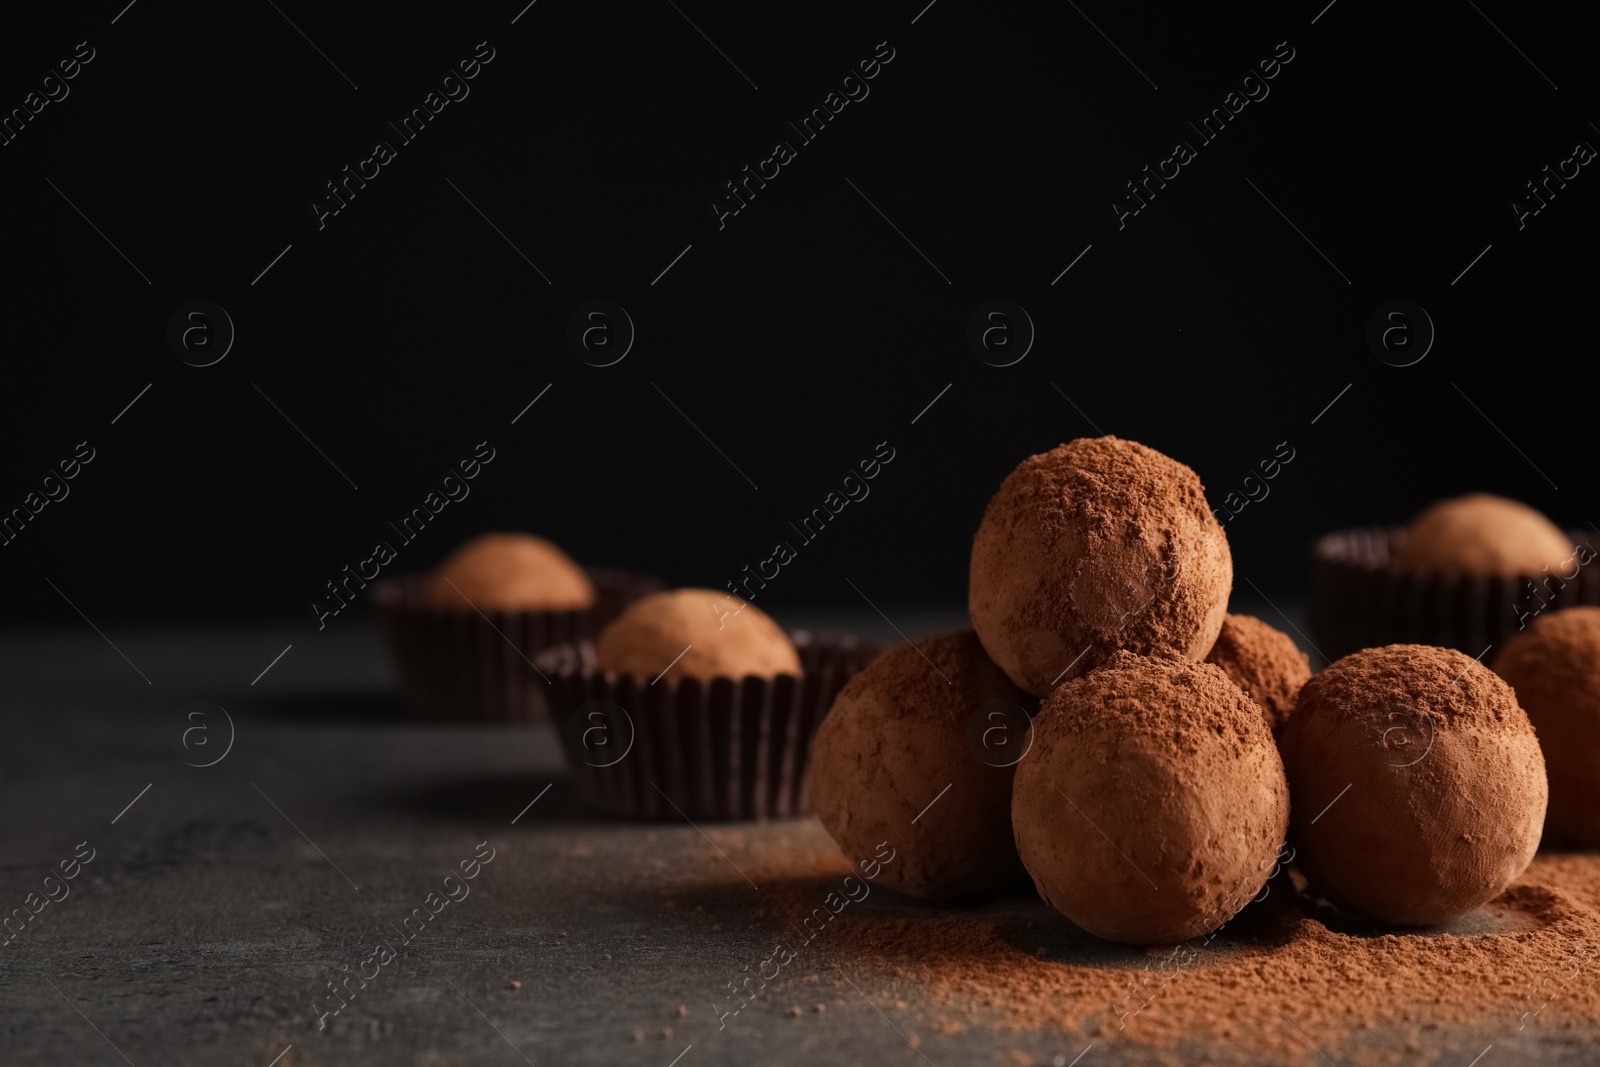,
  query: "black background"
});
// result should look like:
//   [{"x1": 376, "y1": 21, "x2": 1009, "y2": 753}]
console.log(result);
[{"x1": 0, "y1": 0, "x2": 1591, "y2": 628}]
